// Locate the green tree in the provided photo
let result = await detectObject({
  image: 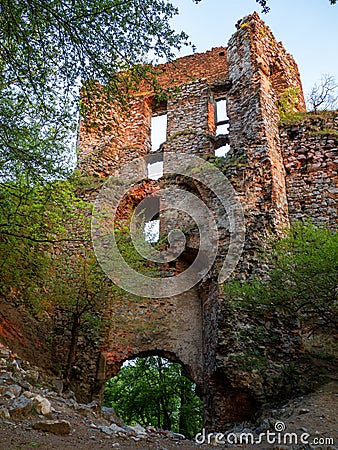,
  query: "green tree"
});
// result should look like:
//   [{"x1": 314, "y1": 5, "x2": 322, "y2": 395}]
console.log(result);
[
  {"x1": 0, "y1": 0, "x2": 194, "y2": 181},
  {"x1": 0, "y1": 176, "x2": 85, "y2": 310},
  {"x1": 104, "y1": 356, "x2": 202, "y2": 438},
  {"x1": 47, "y1": 247, "x2": 111, "y2": 389},
  {"x1": 224, "y1": 222, "x2": 338, "y2": 333},
  {"x1": 0, "y1": 175, "x2": 112, "y2": 386}
]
